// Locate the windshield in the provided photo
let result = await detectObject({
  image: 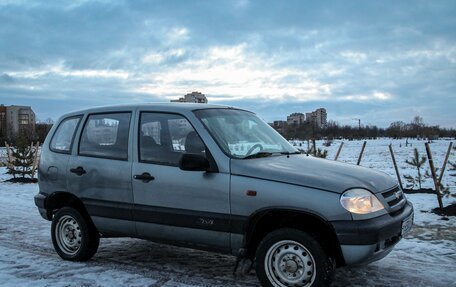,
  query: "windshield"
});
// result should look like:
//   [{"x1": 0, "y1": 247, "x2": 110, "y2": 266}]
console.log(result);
[{"x1": 194, "y1": 109, "x2": 299, "y2": 159}]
